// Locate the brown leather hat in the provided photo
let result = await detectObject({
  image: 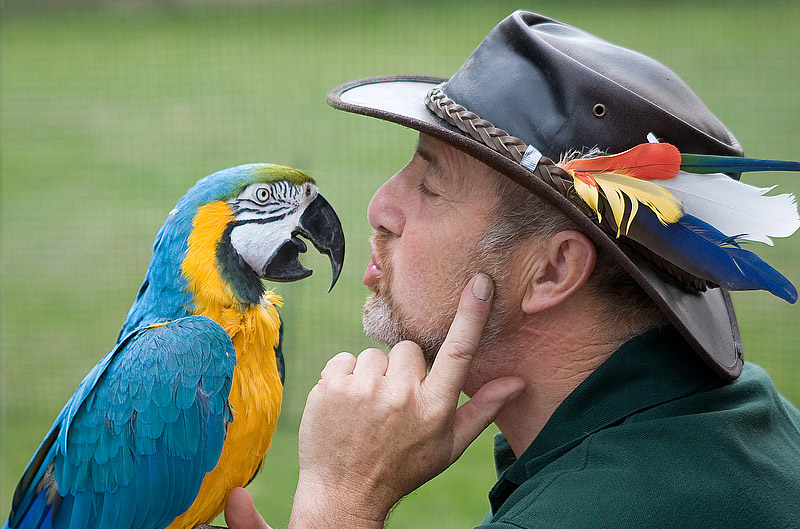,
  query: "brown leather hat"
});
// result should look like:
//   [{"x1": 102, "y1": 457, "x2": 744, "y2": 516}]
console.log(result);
[{"x1": 327, "y1": 11, "x2": 748, "y2": 379}]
